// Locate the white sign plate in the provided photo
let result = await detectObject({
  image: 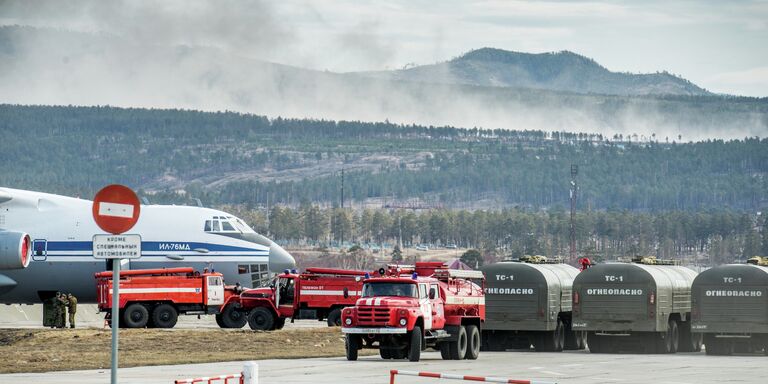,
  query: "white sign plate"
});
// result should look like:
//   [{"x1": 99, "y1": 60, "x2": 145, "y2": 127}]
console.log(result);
[{"x1": 92, "y1": 234, "x2": 142, "y2": 259}]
